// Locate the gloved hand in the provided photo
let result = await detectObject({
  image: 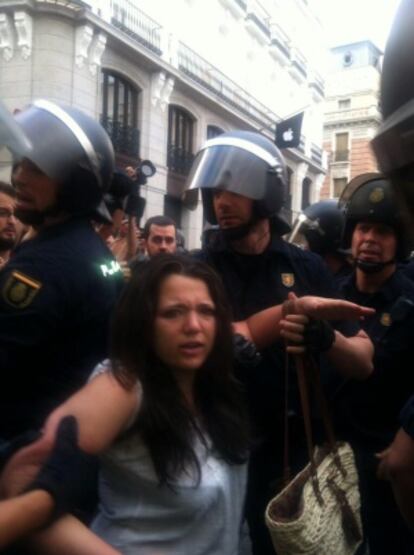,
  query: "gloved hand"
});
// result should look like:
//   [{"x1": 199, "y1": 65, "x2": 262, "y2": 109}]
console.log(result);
[
  {"x1": 233, "y1": 333, "x2": 262, "y2": 367},
  {"x1": 26, "y1": 416, "x2": 98, "y2": 518},
  {"x1": 0, "y1": 430, "x2": 41, "y2": 473},
  {"x1": 303, "y1": 318, "x2": 335, "y2": 353}
]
